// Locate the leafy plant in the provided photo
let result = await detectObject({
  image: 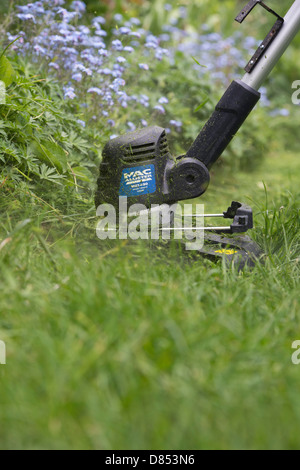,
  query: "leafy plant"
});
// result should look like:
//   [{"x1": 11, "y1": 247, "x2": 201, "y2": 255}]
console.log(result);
[
  {"x1": 0, "y1": 54, "x2": 108, "y2": 199},
  {"x1": 0, "y1": 0, "x2": 296, "y2": 199}
]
